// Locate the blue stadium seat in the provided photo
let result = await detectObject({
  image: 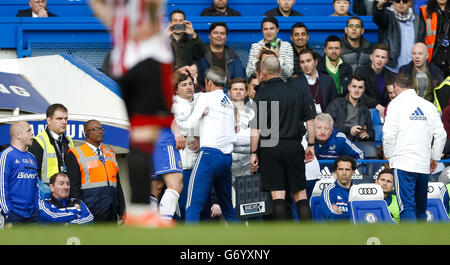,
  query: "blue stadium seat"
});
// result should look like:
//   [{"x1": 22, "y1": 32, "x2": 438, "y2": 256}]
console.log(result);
[
  {"x1": 426, "y1": 182, "x2": 450, "y2": 222},
  {"x1": 310, "y1": 178, "x2": 335, "y2": 222},
  {"x1": 348, "y1": 183, "x2": 396, "y2": 224},
  {"x1": 370, "y1": 108, "x2": 383, "y2": 147}
]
